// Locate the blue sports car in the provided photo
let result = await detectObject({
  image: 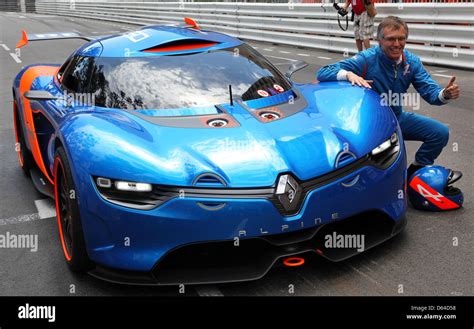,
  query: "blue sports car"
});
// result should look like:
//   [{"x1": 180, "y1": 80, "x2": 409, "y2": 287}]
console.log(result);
[{"x1": 13, "y1": 19, "x2": 407, "y2": 285}]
